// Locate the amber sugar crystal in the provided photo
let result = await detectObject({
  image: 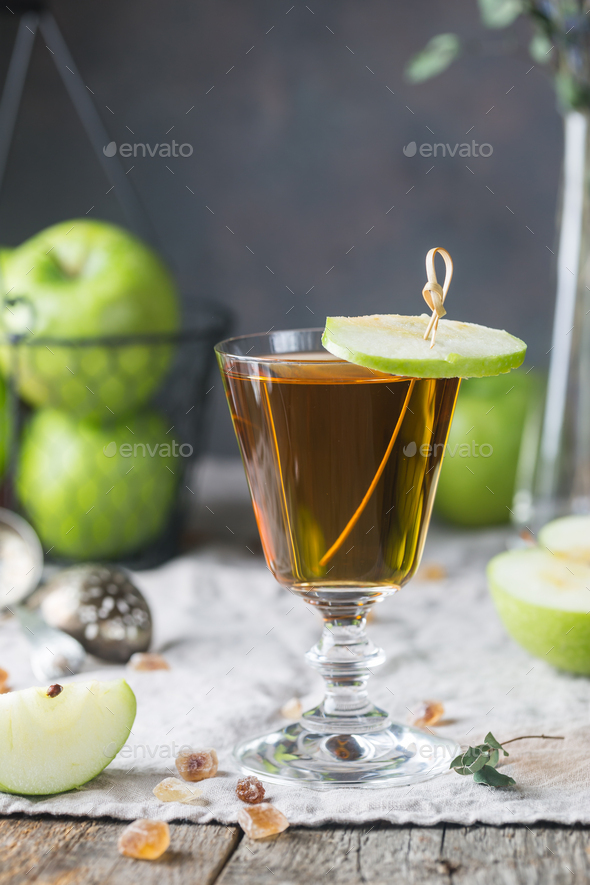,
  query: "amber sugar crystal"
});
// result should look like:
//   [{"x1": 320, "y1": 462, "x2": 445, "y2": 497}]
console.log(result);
[
  {"x1": 412, "y1": 700, "x2": 445, "y2": 728},
  {"x1": 238, "y1": 803, "x2": 289, "y2": 839},
  {"x1": 236, "y1": 775, "x2": 265, "y2": 804},
  {"x1": 127, "y1": 653, "x2": 170, "y2": 671},
  {"x1": 279, "y1": 697, "x2": 302, "y2": 720},
  {"x1": 0, "y1": 668, "x2": 10, "y2": 694},
  {"x1": 153, "y1": 777, "x2": 202, "y2": 804},
  {"x1": 175, "y1": 747, "x2": 218, "y2": 782},
  {"x1": 118, "y1": 819, "x2": 170, "y2": 860}
]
